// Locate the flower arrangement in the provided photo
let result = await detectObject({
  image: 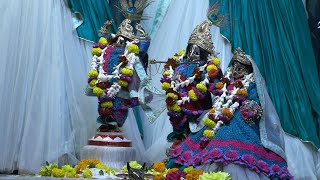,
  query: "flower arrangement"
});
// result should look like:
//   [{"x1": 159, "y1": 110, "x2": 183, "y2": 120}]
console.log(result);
[
  {"x1": 161, "y1": 50, "x2": 222, "y2": 135},
  {"x1": 203, "y1": 68, "x2": 255, "y2": 139}
]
